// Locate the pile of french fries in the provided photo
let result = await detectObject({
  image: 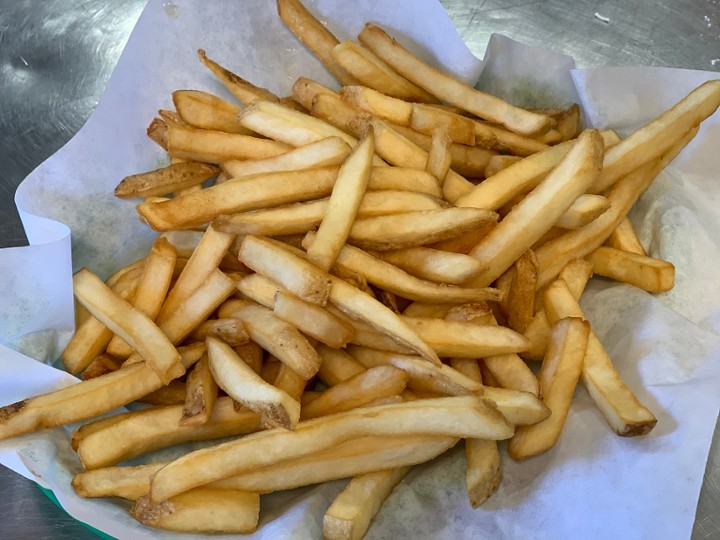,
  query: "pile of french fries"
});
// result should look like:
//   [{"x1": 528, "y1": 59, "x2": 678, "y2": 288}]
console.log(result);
[{"x1": 2, "y1": 0, "x2": 719, "y2": 536}]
